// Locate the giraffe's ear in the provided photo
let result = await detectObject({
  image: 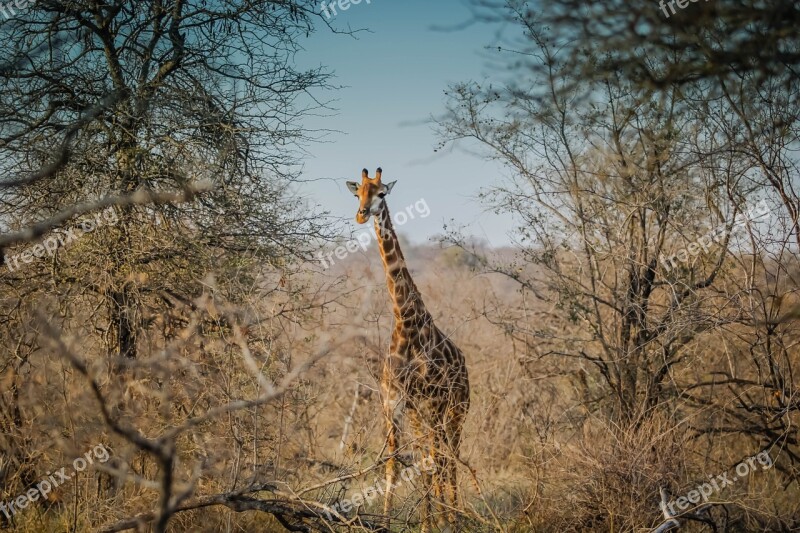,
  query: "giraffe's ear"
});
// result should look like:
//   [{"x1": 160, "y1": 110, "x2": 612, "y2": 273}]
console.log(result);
[
  {"x1": 346, "y1": 181, "x2": 359, "y2": 195},
  {"x1": 382, "y1": 181, "x2": 396, "y2": 195}
]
